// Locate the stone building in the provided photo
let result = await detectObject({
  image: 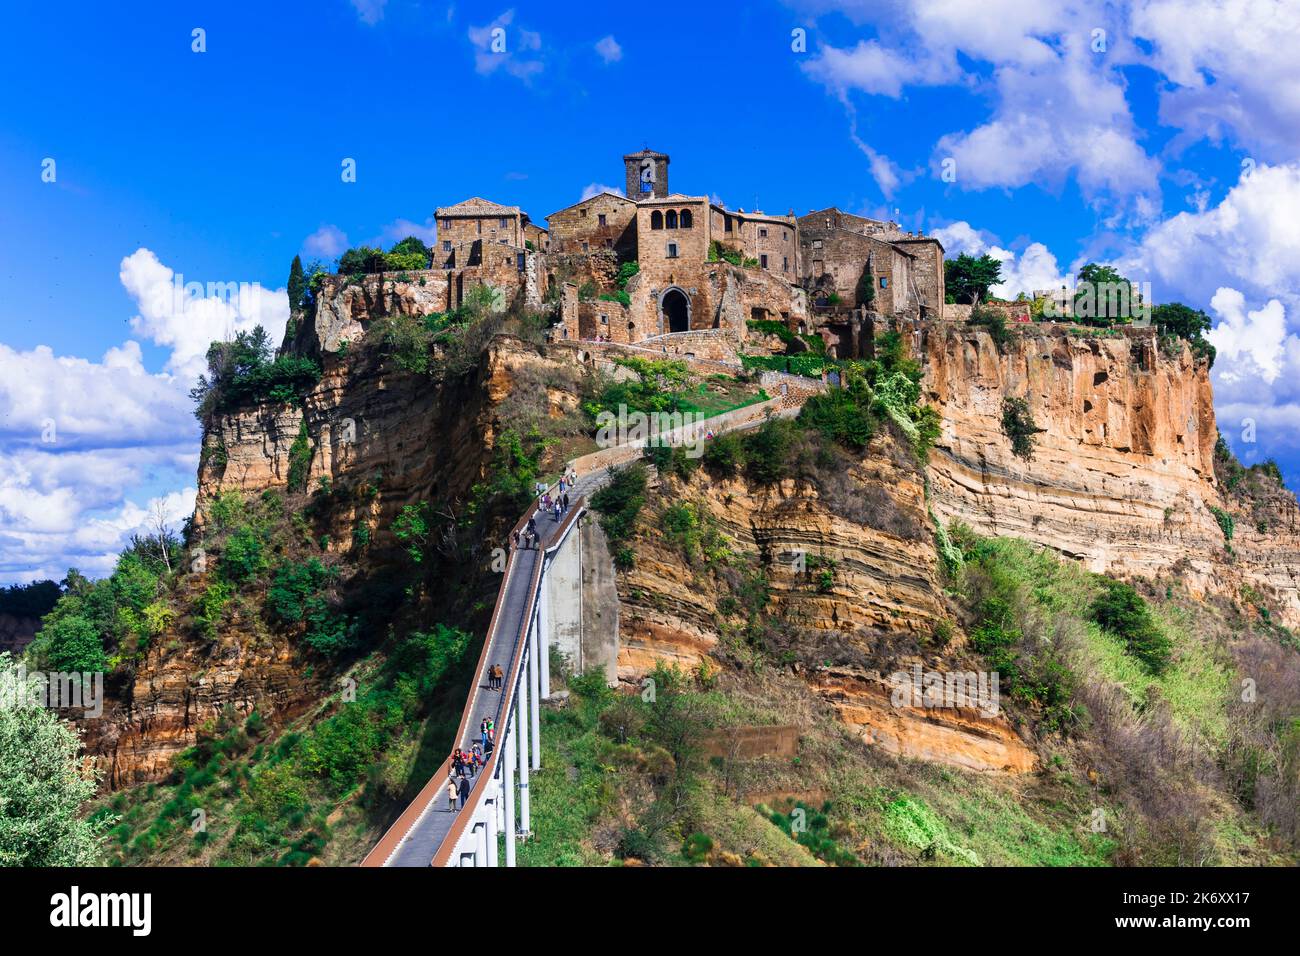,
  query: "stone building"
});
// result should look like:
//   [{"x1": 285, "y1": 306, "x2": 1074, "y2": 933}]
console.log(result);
[
  {"x1": 349, "y1": 147, "x2": 950, "y2": 362},
  {"x1": 798, "y1": 208, "x2": 945, "y2": 320},
  {"x1": 546, "y1": 191, "x2": 637, "y2": 258},
  {"x1": 435, "y1": 197, "x2": 532, "y2": 252}
]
